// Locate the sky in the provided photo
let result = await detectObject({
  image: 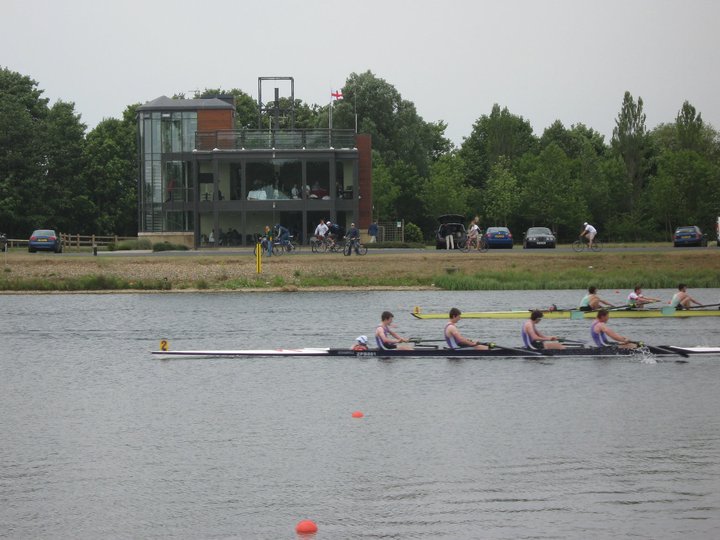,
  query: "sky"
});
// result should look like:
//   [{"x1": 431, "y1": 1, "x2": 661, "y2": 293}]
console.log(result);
[{"x1": 3, "y1": 0, "x2": 719, "y2": 146}]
